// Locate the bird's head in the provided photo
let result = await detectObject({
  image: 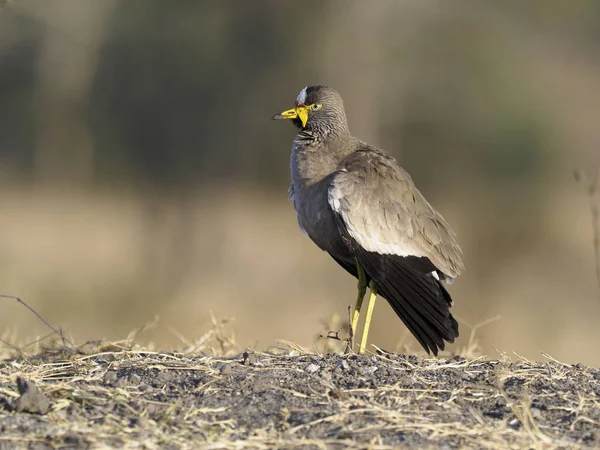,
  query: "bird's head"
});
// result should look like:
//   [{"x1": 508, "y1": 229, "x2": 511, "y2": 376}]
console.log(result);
[{"x1": 272, "y1": 85, "x2": 349, "y2": 135}]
